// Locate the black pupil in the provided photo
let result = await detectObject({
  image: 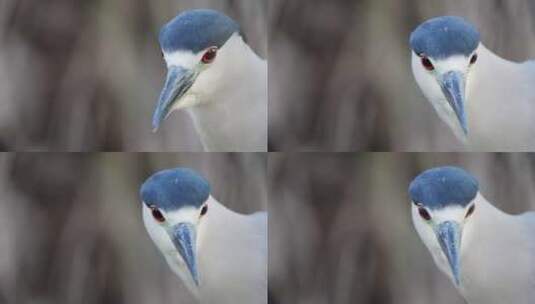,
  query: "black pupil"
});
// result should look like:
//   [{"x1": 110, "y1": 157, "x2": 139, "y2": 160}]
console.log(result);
[
  {"x1": 466, "y1": 205, "x2": 475, "y2": 217},
  {"x1": 418, "y1": 207, "x2": 431, "y2": 220},
  {"x1": 151, "y1": 208, "x2": 165, "y2": 222},
  {"x1": 203, "y1": 49, "x2": 216, "y2": 62},
  {"x1": 421, "y1": 57, "x2": 434, "y2": 70},
  {"x1": 470, "y1": 54, "x2": 477, "y2": 64},
  {"x1": 201, "y1": 205, "x2": 208, "y2": 216}
]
